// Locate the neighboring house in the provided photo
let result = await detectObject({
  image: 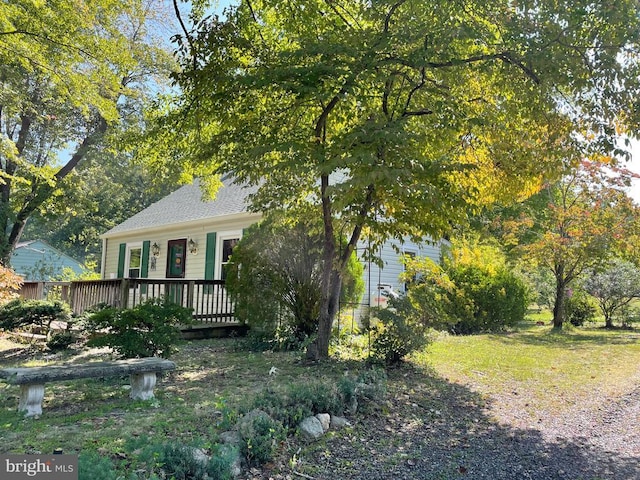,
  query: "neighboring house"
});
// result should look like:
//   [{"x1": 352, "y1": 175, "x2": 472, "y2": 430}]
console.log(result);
[
  {"x1": 100, "y1": 177, "x2": 445, "y2": 314},
  {"x1": 12, "y1": 240, "x2": 86, "y2": 281}
]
